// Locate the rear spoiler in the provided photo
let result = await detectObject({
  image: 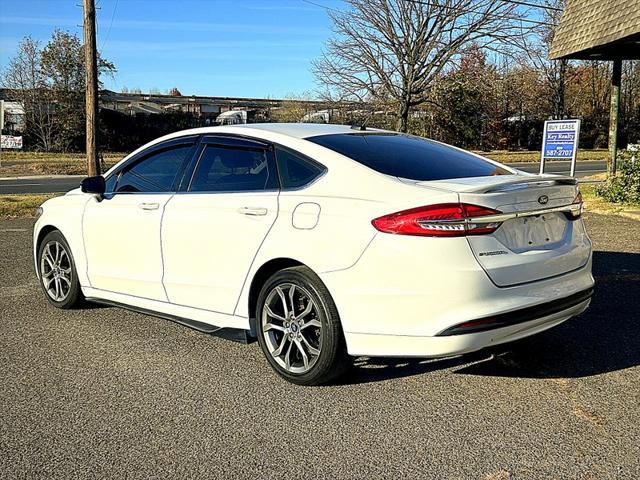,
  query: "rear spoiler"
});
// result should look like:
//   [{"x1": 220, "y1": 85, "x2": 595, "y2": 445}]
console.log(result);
[
  {"x1": 414, "y1": 174, "x2": 578, "y2": 194},
  {"x1": 480, "y1": 176, "x2": 577, "y2": 194}
]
